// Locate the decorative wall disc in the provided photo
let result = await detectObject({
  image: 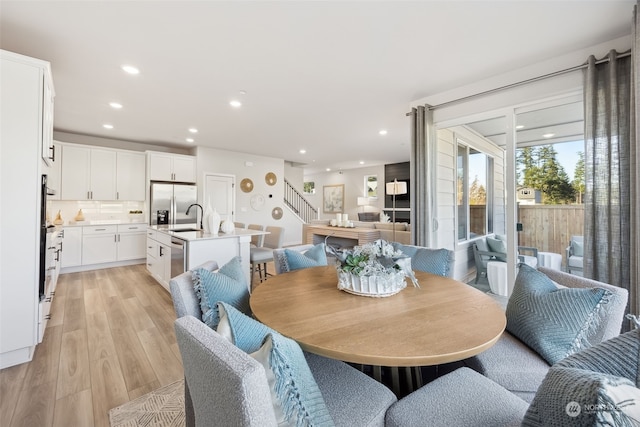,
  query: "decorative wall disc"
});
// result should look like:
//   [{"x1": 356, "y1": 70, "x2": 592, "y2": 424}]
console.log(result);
[
  {"x1": 240, "y1": 178, "x2": 254, "y2": 193},
  {"x1": 265, "y1": 172, "x2": 277, "y2": 186},
  {"x1": 271, "y1": 207, "x2": 283, "y2": 220},
  {"x1": 250, "y1": 194, "x2": 265, "y2": 211}
]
